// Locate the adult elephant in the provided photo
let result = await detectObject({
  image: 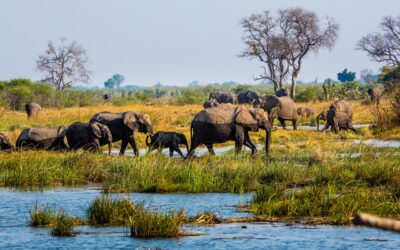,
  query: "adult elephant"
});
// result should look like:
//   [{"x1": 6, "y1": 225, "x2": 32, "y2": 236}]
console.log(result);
[
  {"x1": 25, "y1": 102, "x2": 42, "y2": 119},
  {"x1": 367, "y1": 87, "x2": 382, "y2": 105},
  {"x1": 16, "y1": 126, "x2": 68, "y2": 150},
  {"x1": 253, "y1": 95, "x2": 298, "y2": 130},
  {"x1": 0, "y1": 132, "x2": 14, "y2": 151},
  {"x1": 90, "y1": 111, "x2": 154, "y2": 156},
  {"x1": 237, "y1": 90, "x2": 259, "y2": 105},
  {"x1": 209, "y1": 91, "x2": 235, "y2": 104},
  {"x1": 64, "y1": 122, "x2": 113, "y2": 155},
  {"x1": 320, "y1": 100, "x2": 356, "y2": 133},
  {"x1": 187, "y1": 104, "x2": 271, "y2": 157}
]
